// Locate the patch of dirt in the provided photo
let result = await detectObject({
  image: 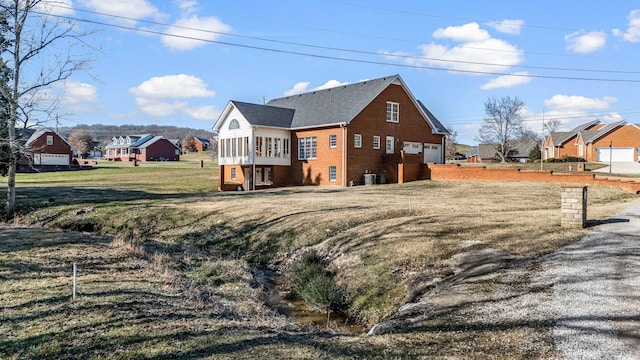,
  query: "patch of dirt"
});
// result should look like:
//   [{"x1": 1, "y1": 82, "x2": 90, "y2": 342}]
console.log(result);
[{"x1": 367, "y1": 248, "x2": 514, "y2": 336}]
